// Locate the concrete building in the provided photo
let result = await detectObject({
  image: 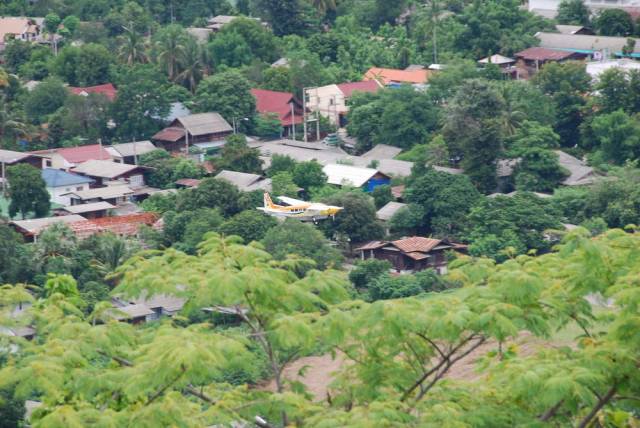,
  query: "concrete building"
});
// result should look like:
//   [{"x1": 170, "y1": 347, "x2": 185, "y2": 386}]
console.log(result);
[
  {"x1": 41, "y1": 168, "x2": 94, "y2": 205},
  {"x1": 529, "y1": 0, "x2": 640, "y2": 19}
]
